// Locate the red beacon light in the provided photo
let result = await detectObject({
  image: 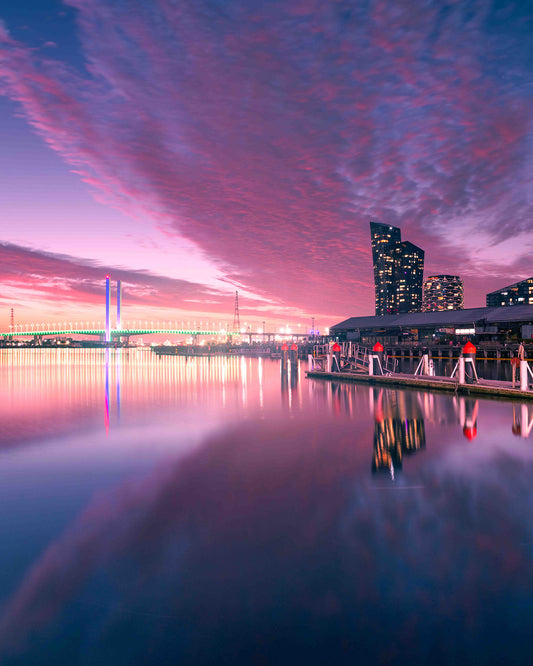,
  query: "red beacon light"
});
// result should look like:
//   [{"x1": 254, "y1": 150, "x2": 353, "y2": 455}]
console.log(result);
[
  {"x1": 373, "y1": 342, "x2": 384, "y2": 352},
  {"x1": 462, "y1": 341, "x2": 476, "y2": 354},
  {"x1": 463, "y1": 426, "x2": 477, "y2": 440},
  {"x1": 332, "y1": 343, "x2": 341, "y2": 352},
  {"x1": 281, "y1": 343, "x2": 289, "y2": 351}
]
